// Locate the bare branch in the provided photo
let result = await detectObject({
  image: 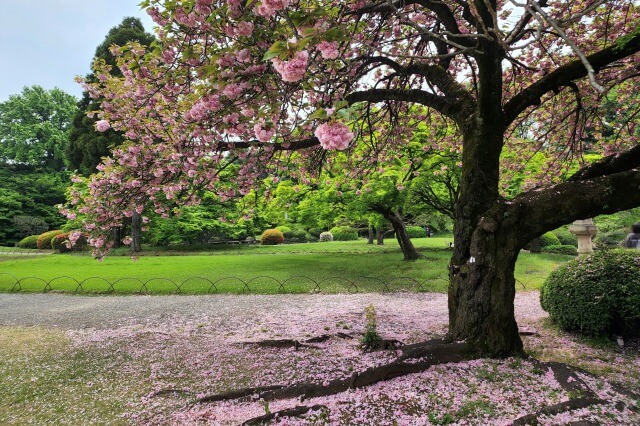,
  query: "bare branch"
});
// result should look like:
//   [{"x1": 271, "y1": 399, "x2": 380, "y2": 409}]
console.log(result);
[
  {"x1": 516, "y1": 0, "x2": 605, "y2": 92},
  {"x1": 503, "y1": 31, "x2": 640, "y2": 125},
  {"x1": 345, "y1": 88, "x2": 465, "y2": 122}
]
